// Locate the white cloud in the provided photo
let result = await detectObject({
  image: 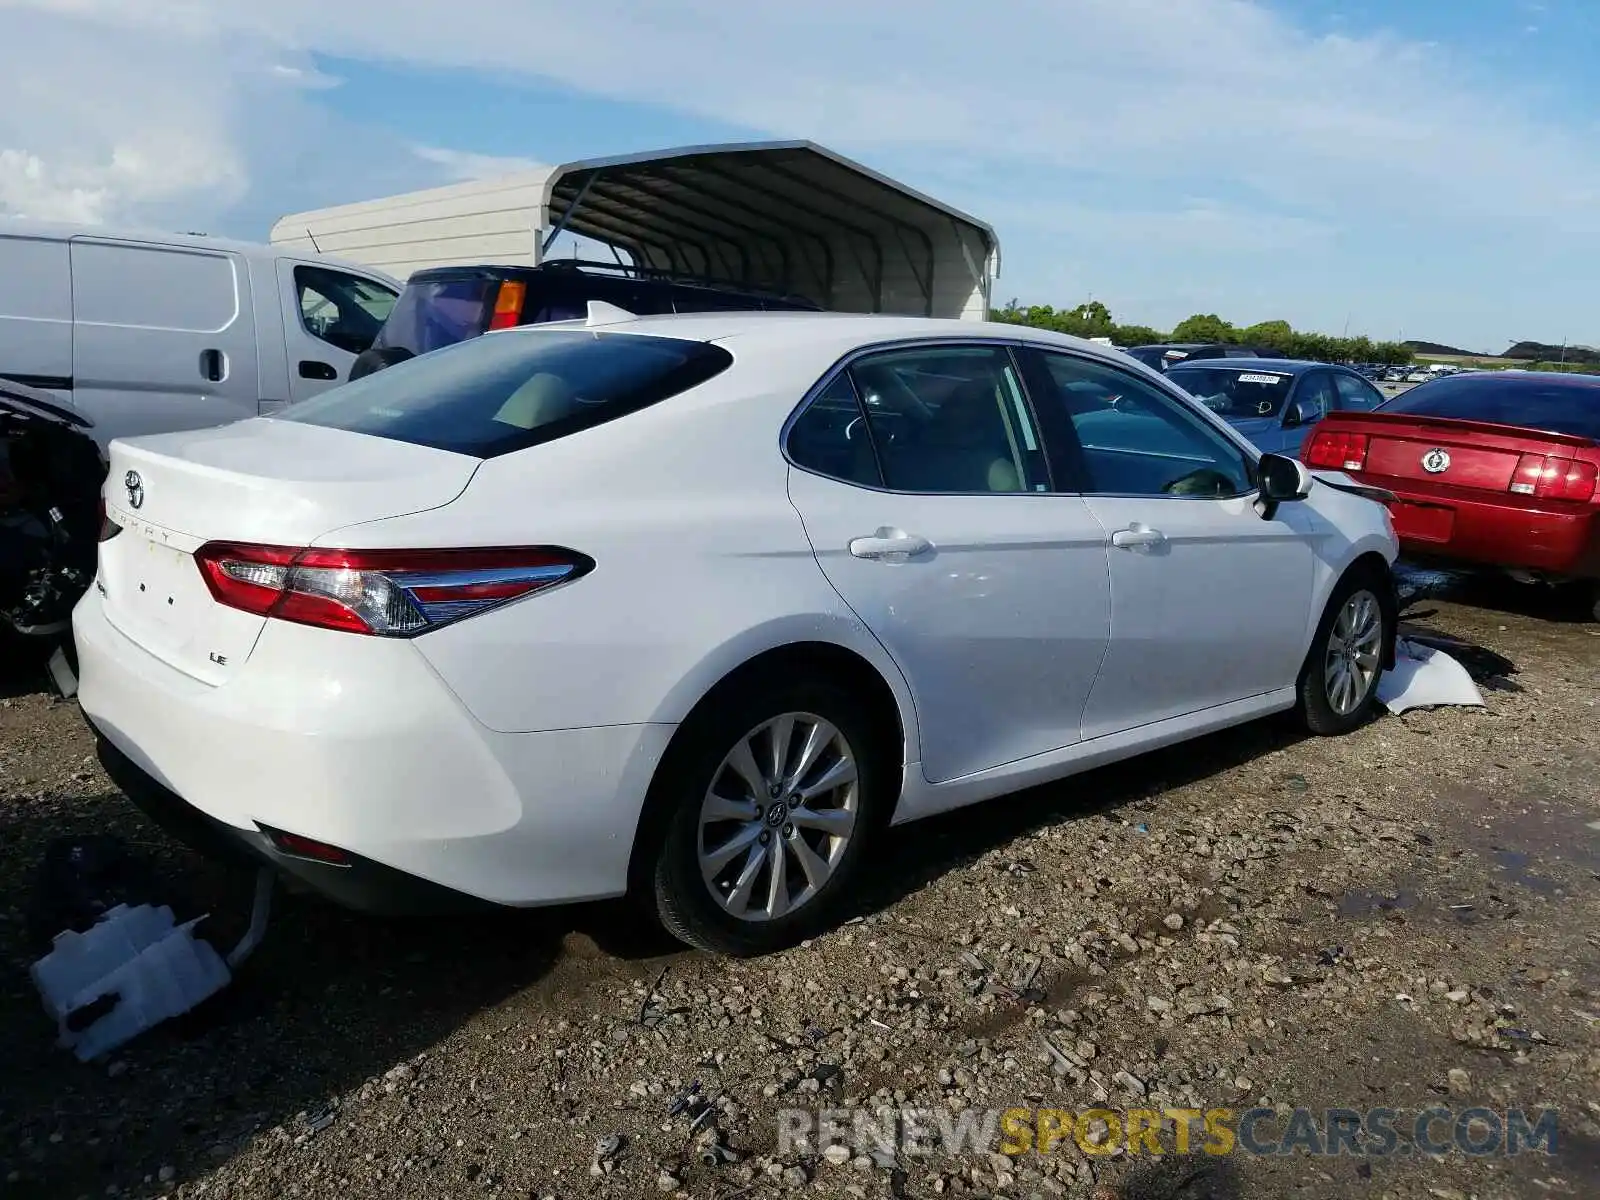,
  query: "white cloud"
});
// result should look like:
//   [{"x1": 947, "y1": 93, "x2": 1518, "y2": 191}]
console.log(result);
[
  {"x1": 411, "y1": 145, "x2": 545, "y2": 182},
  {"x1": 6, "y1": 0, "x2": 1596, "y2": 235},
  {"x1": 2, "y1": 0, "x2": 1597, "y2": 344}
]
